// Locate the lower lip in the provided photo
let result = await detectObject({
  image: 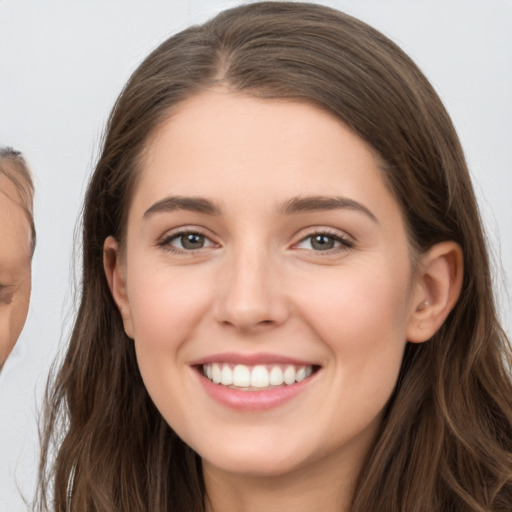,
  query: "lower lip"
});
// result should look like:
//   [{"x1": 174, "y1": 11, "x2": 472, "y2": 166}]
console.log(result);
[{"x1": 196, "y1": 370, "x2": 317, "y2": 411}]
